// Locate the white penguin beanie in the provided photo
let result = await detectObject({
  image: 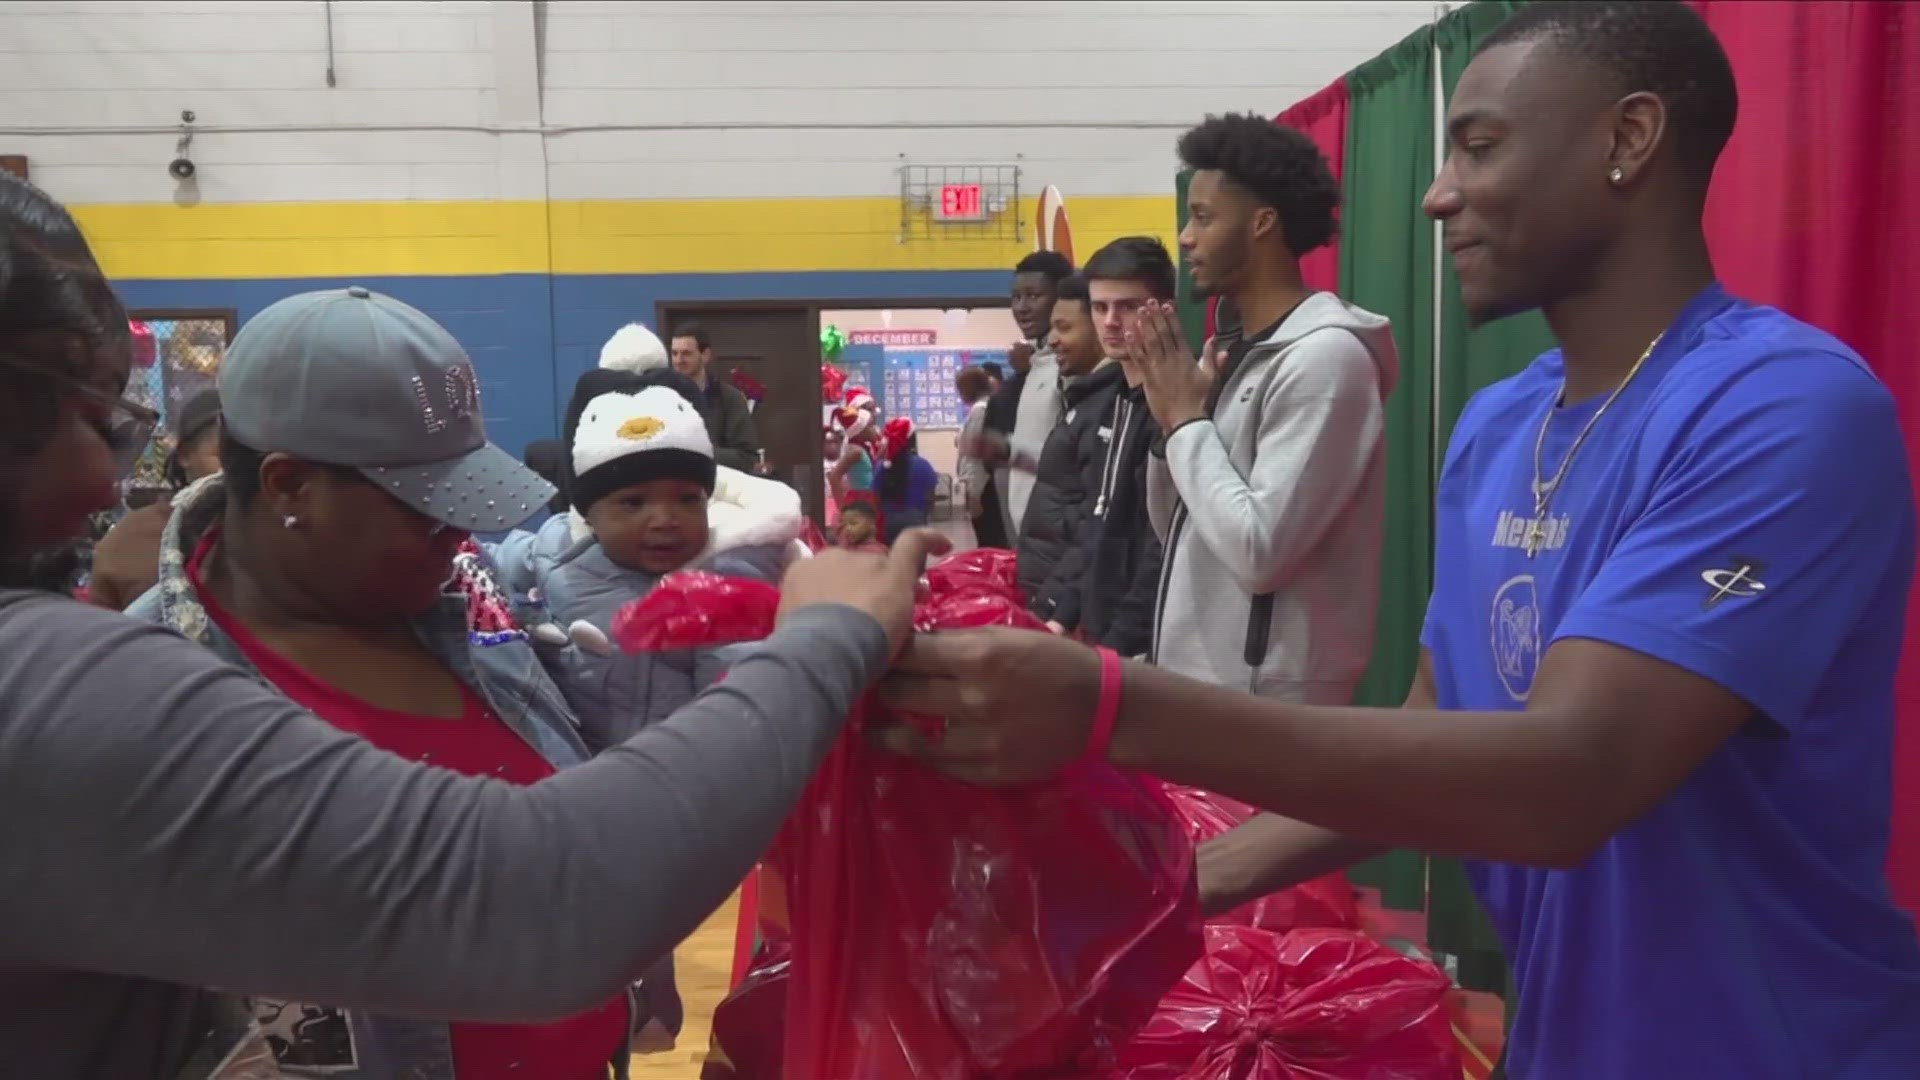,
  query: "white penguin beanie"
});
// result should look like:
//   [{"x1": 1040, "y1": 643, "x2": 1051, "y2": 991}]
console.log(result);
[
  {"x1": 569, "y1": 384, "x2": 716, "y2": 513},
  {"x1": 599, "y1": 322, "x2": 670, "y2": 374}
]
